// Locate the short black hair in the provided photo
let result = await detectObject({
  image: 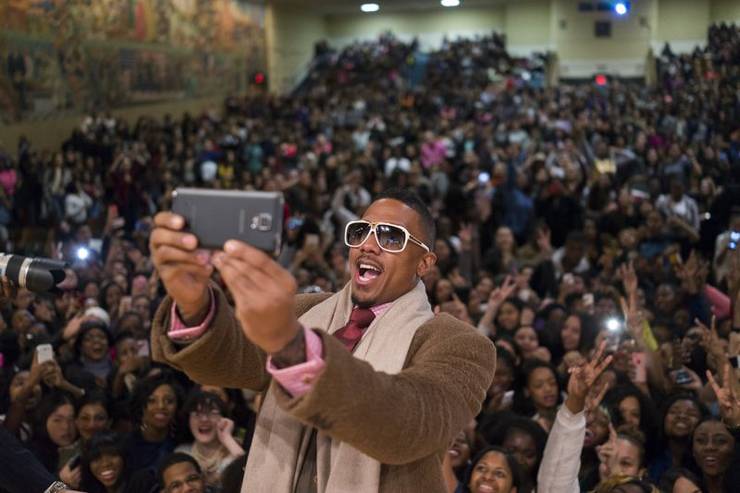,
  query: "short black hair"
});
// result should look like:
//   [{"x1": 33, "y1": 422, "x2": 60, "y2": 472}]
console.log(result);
[
  {"x1": 374, "y1": 188, "x2": 436, "y2": 247},
  {"x1": 158, "y1": 452, "x2": 202, "y2": 488}
]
